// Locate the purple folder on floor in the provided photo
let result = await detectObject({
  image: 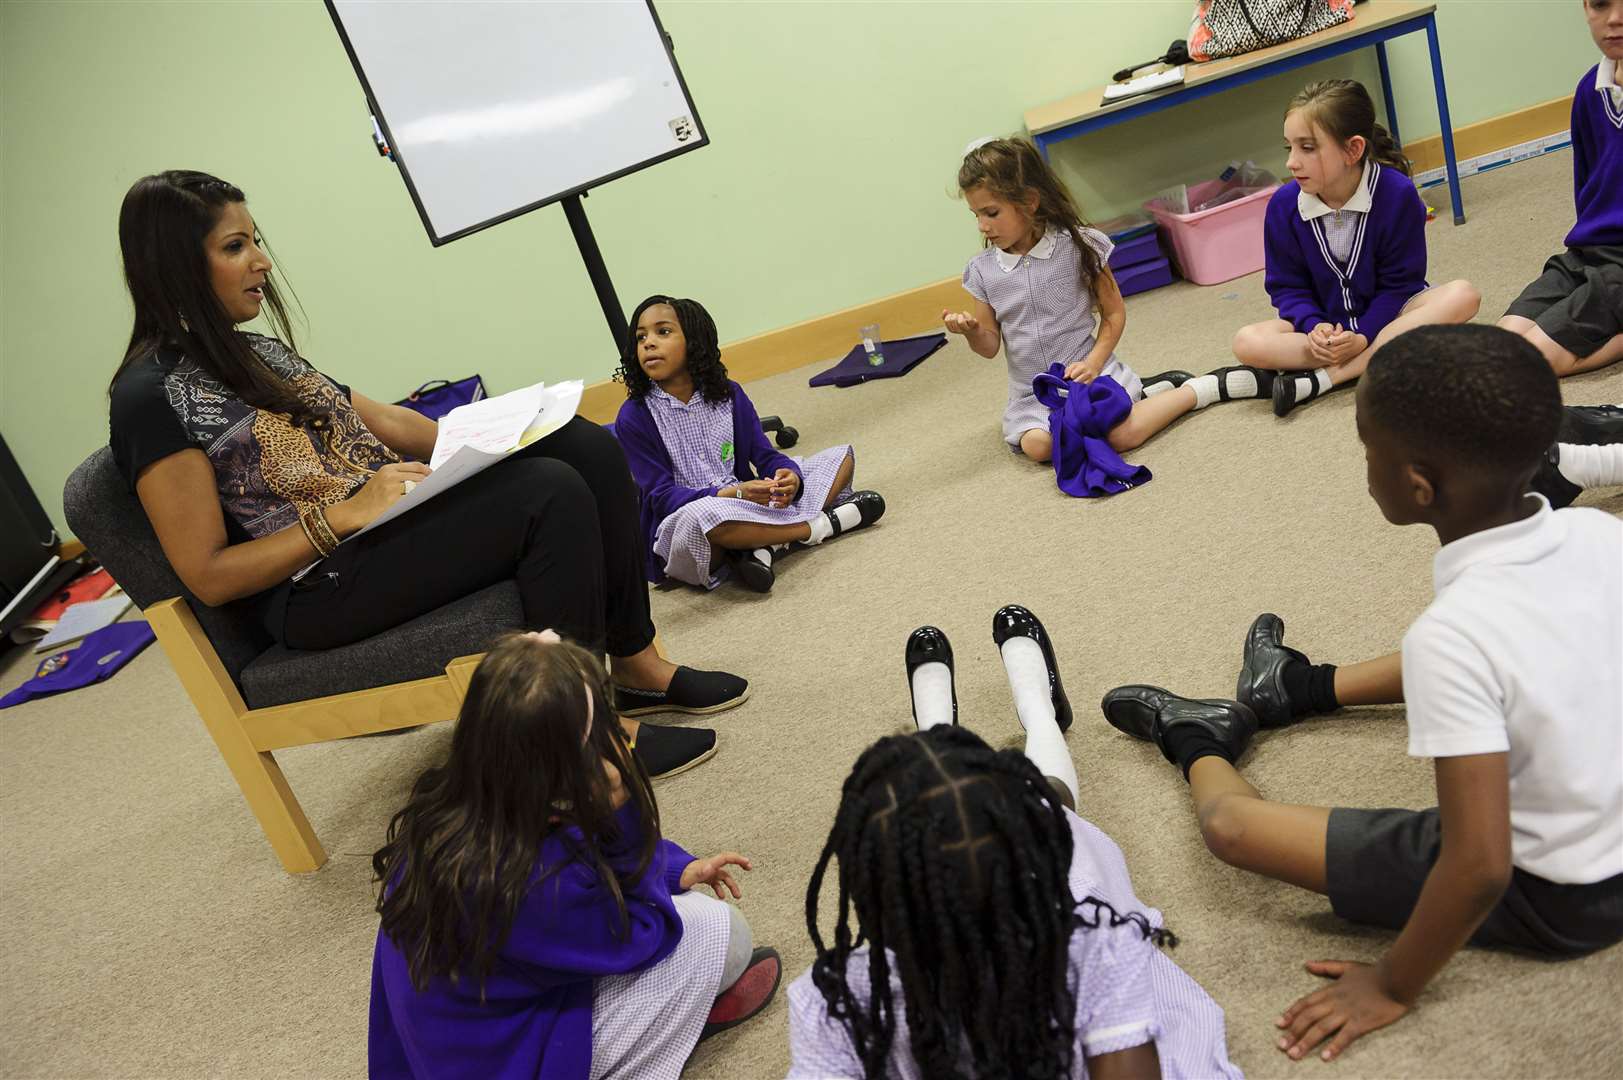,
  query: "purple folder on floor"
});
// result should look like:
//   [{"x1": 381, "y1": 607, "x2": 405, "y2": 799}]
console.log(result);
[{"x1": 809, "y1": 333, "x2": 948, "y2": 388}]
